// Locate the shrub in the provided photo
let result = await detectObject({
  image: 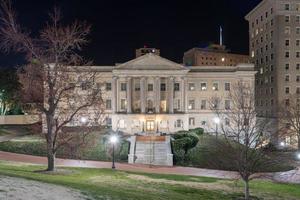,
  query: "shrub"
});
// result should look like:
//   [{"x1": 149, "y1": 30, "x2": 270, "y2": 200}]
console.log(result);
[
  {"x1": 189, "y1": 128, "x2": 204, "y2": 136},
  {"x1": 172, "y1": 130, "x2": 199, "y2": 164}
]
